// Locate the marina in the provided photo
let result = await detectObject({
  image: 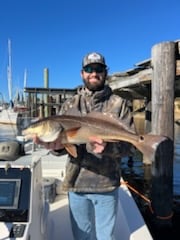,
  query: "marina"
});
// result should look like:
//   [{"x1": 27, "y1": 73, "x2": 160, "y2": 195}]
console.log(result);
[{"x1": 0, "y1": 39, "x2": 180, "y2": 239}]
